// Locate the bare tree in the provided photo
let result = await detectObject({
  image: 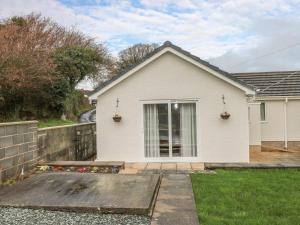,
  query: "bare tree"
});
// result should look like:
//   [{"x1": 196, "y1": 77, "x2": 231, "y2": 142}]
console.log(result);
[{"x1": 117, "y1": 43, "x2": 158, "y2": 72}]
